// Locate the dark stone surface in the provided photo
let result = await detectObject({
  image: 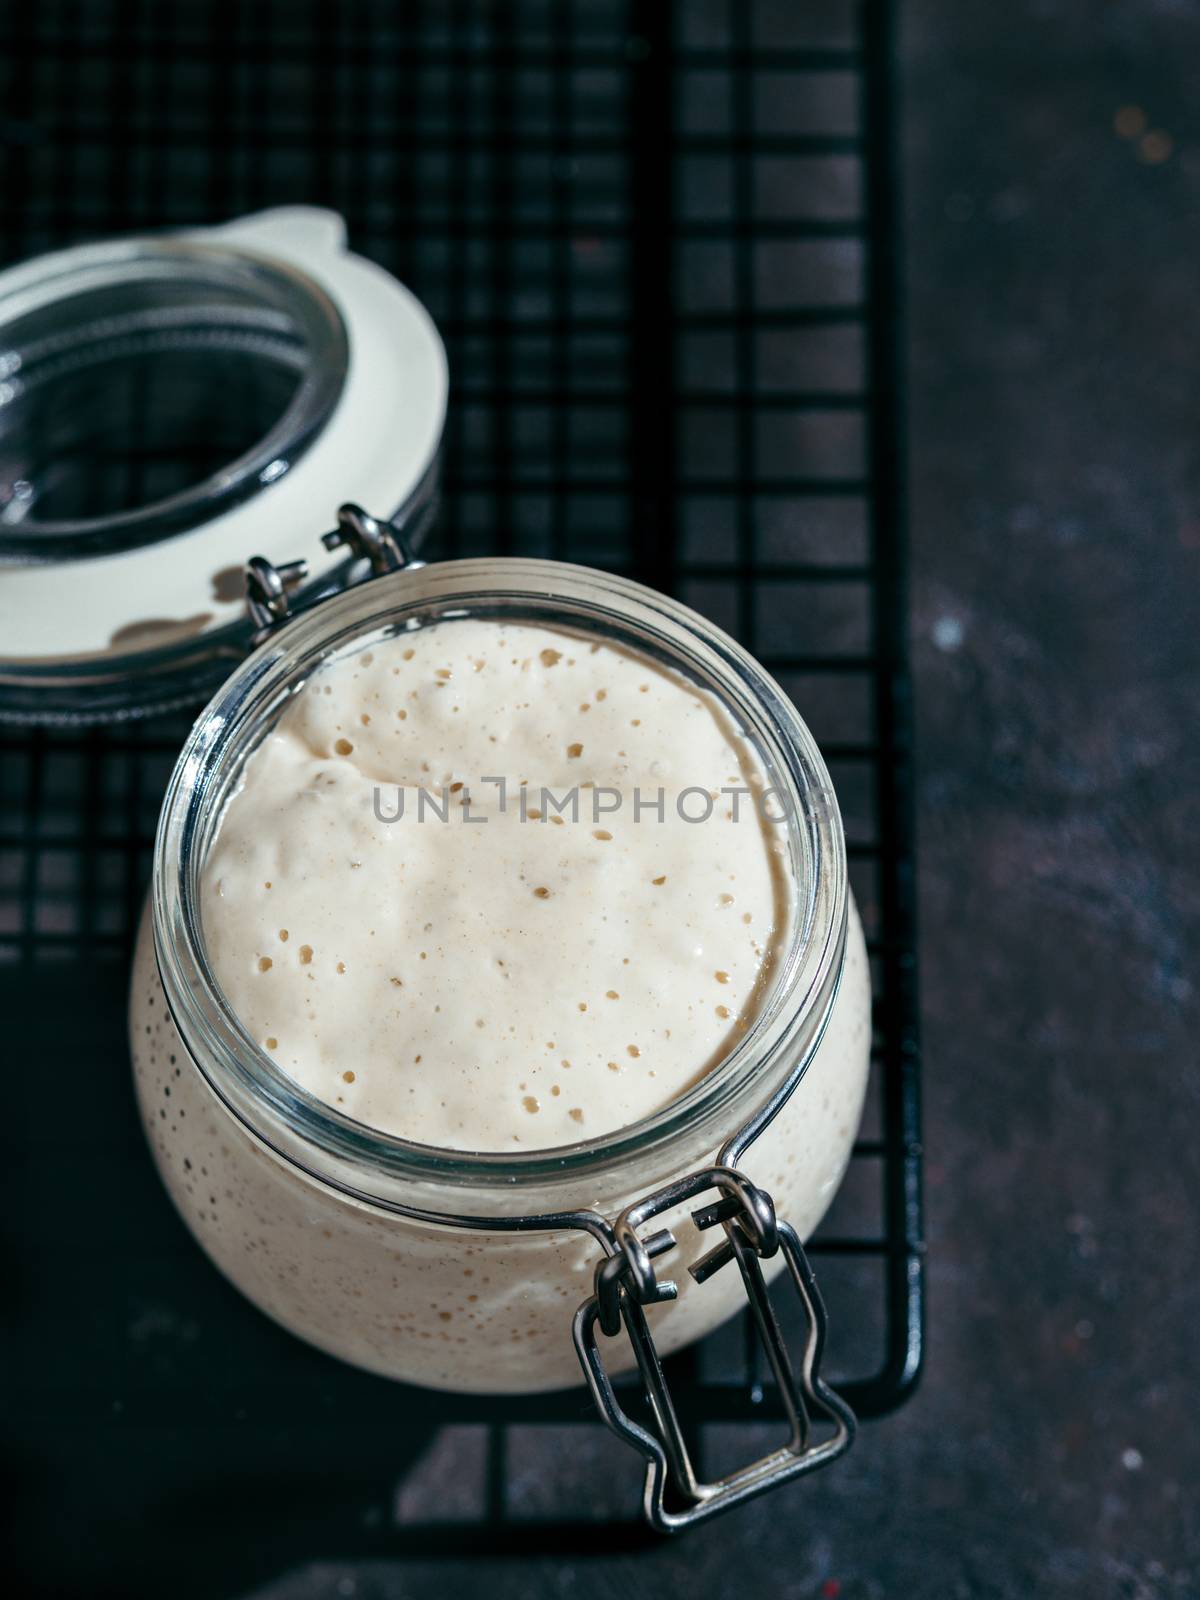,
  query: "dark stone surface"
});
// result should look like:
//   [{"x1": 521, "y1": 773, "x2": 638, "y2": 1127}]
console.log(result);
[
  {"x1": 244, "y1": 3, "x2": 1200, "y2": 1596},
  {"x1": 5, "y1": 2, "x2": 1194, "y2": 1594},
  {"x1": 892, "y1": 0, "x2": 1198, "y2": 1593}
]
